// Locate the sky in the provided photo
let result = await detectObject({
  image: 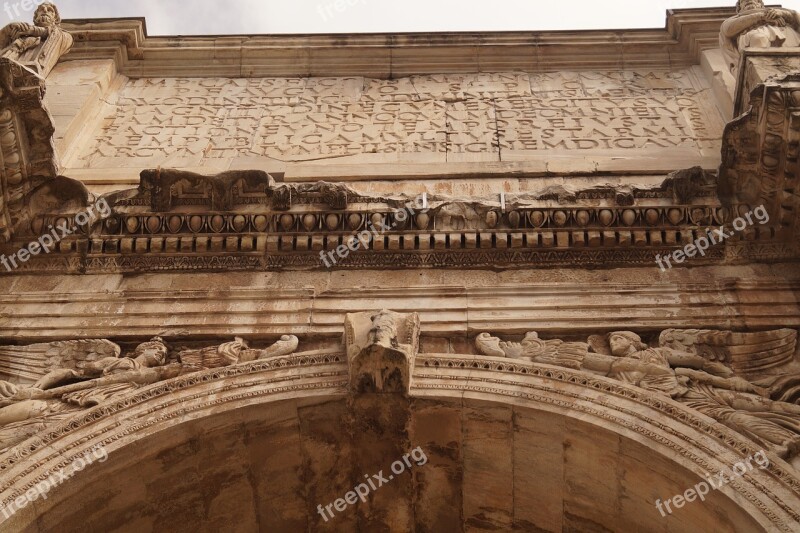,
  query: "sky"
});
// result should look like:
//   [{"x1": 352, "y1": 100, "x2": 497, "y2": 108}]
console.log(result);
[{"x1": 2, "y1": 0, "x2": 800, "y2": 35}]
